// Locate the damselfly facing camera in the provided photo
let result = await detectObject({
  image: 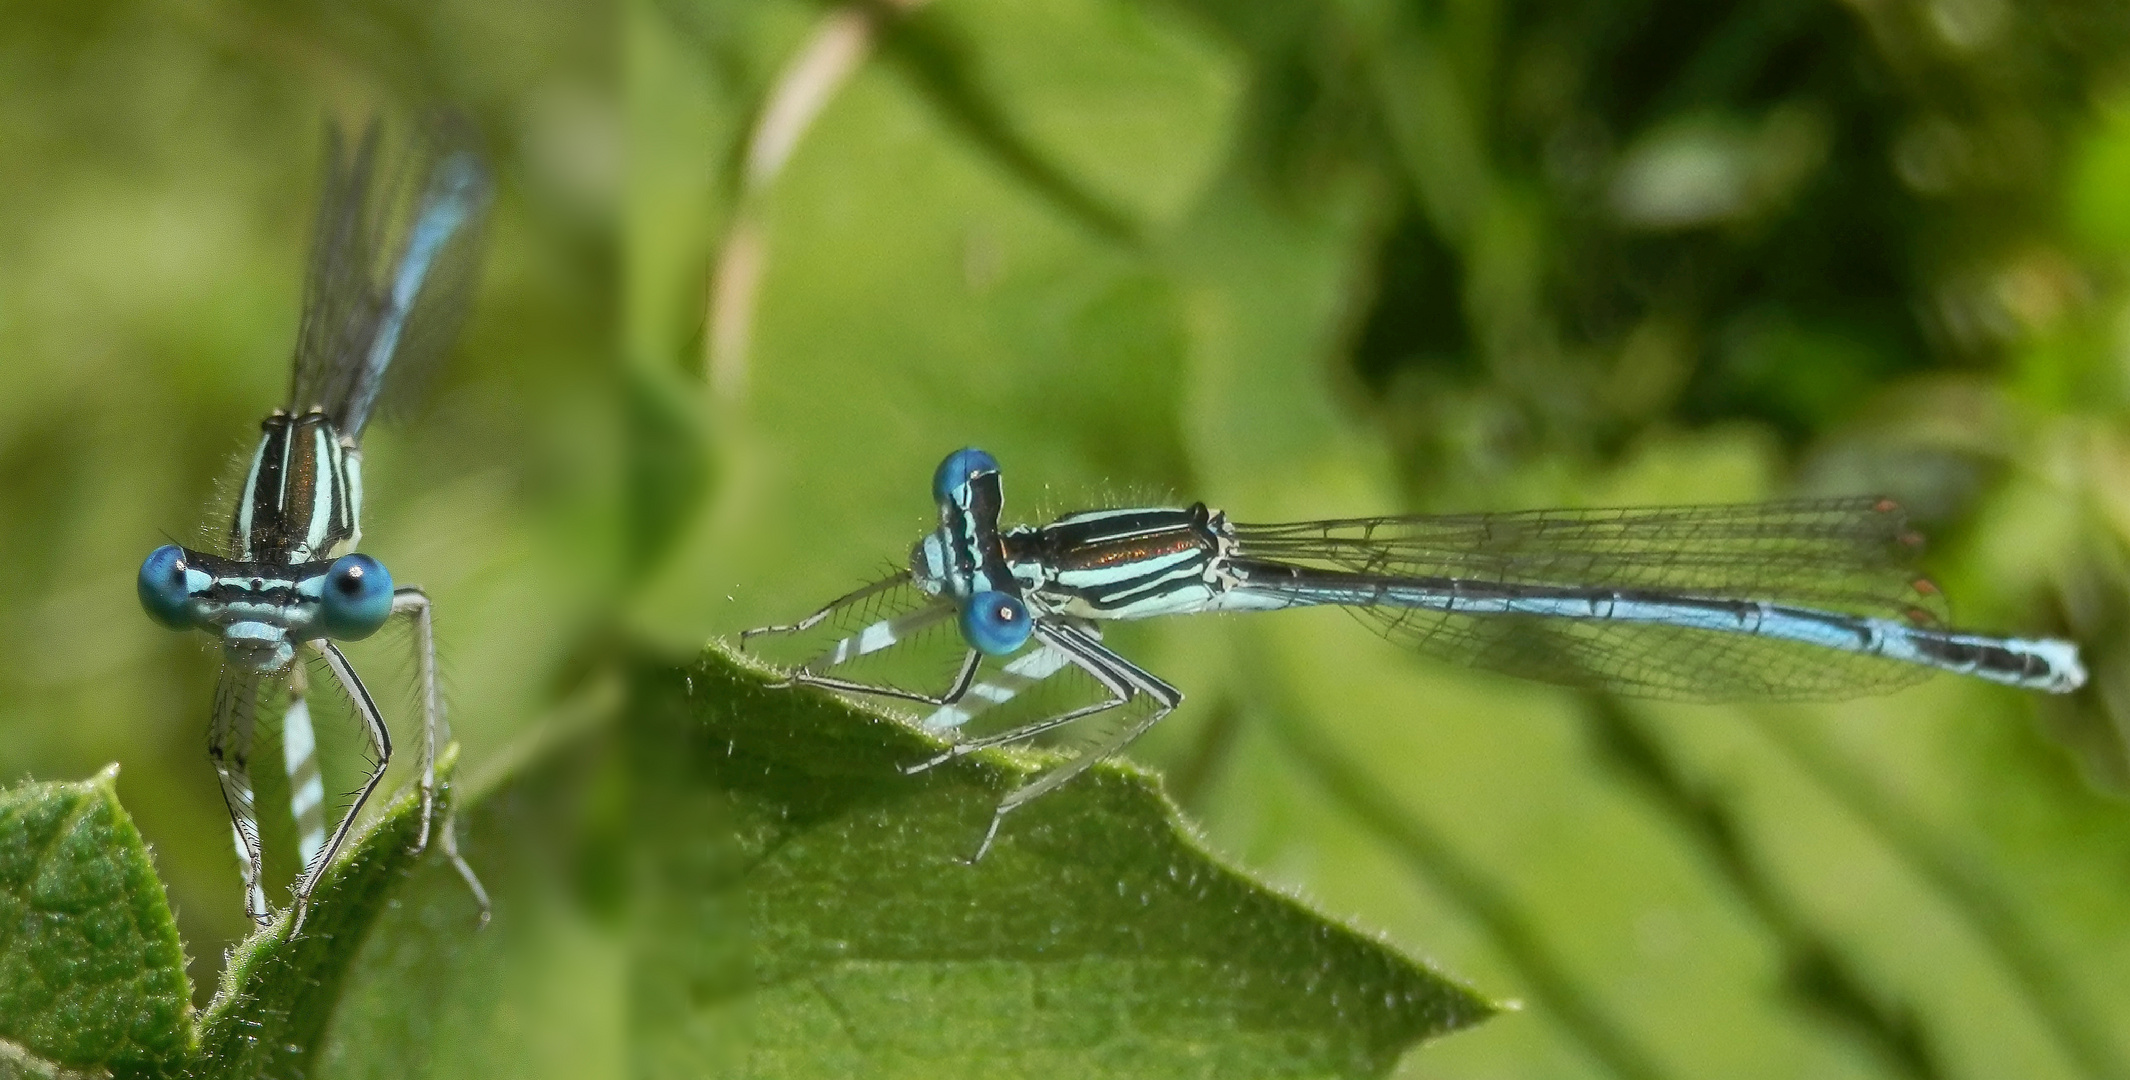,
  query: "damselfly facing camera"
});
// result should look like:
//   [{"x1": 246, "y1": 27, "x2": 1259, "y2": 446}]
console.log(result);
[
  {"x1": 137, "y1": 119, "x2": 490, "y2": 931},
  {"x1": 745, "y1": 448, "x2": 2085, "y2": 859}
]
